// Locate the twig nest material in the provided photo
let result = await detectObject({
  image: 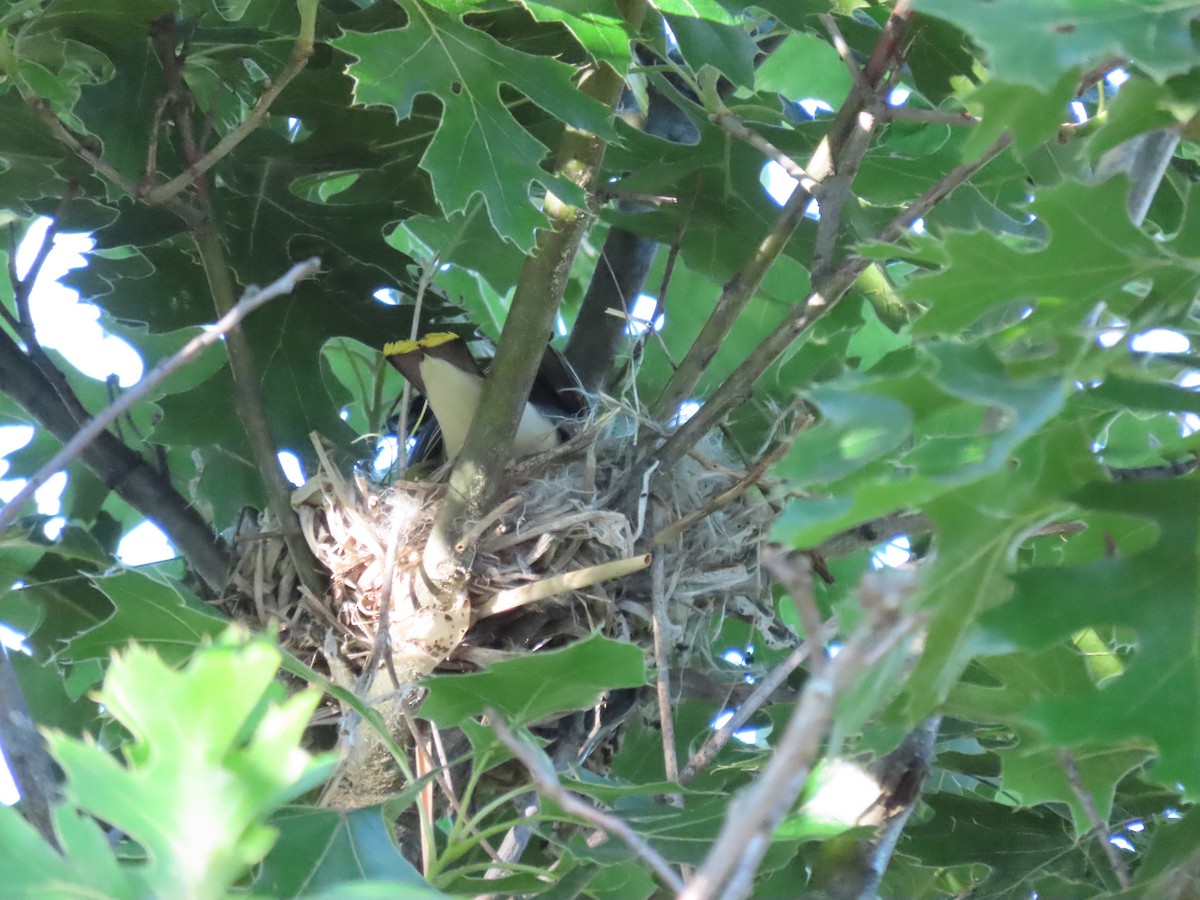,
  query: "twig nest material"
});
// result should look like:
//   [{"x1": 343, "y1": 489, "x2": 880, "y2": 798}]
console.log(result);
[
  {"x1": 279, "y1": 423, "x2": 786, "y2": 686},
  {"x1": 222, "y1": 420, "x2": 788, "y2": 807}
]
